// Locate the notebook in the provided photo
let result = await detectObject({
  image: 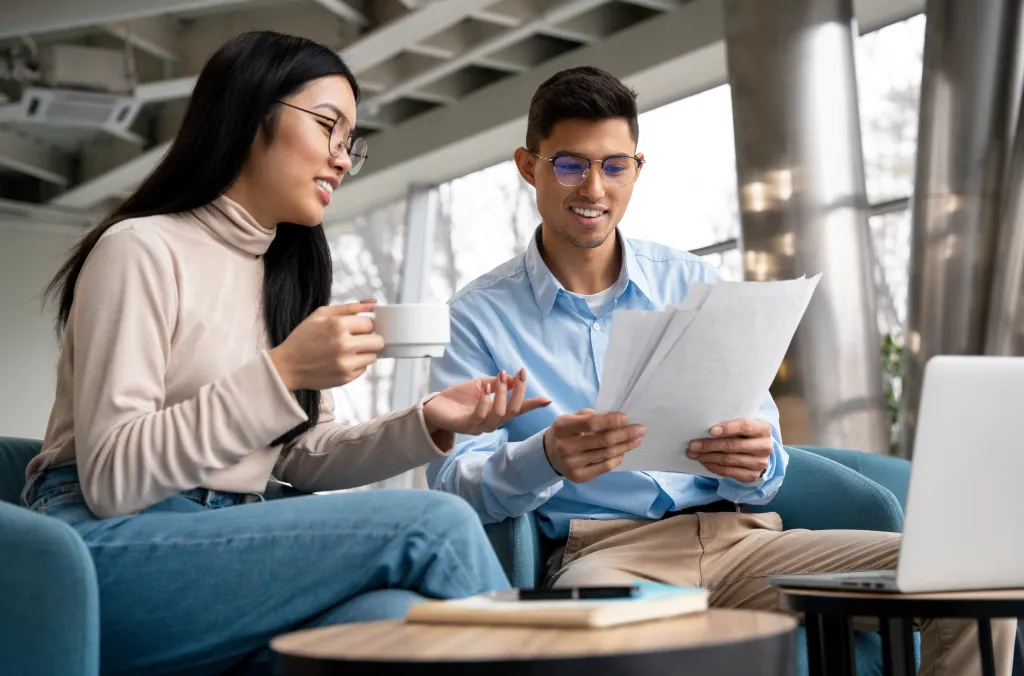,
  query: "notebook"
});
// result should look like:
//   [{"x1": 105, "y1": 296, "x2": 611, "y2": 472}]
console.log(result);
[{"x1": 405, "y1": 581, "x2": 709, "y2": 629}]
